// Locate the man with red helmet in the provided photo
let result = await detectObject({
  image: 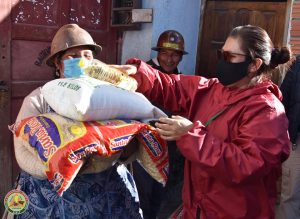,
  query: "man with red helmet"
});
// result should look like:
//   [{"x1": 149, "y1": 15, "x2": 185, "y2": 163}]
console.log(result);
[
  {"x1": 133, "y1": 30, "x2": 188, "y2": 219},
  {"x1": 147, "y1": 30, "x2": 188, "y2": 74}
]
